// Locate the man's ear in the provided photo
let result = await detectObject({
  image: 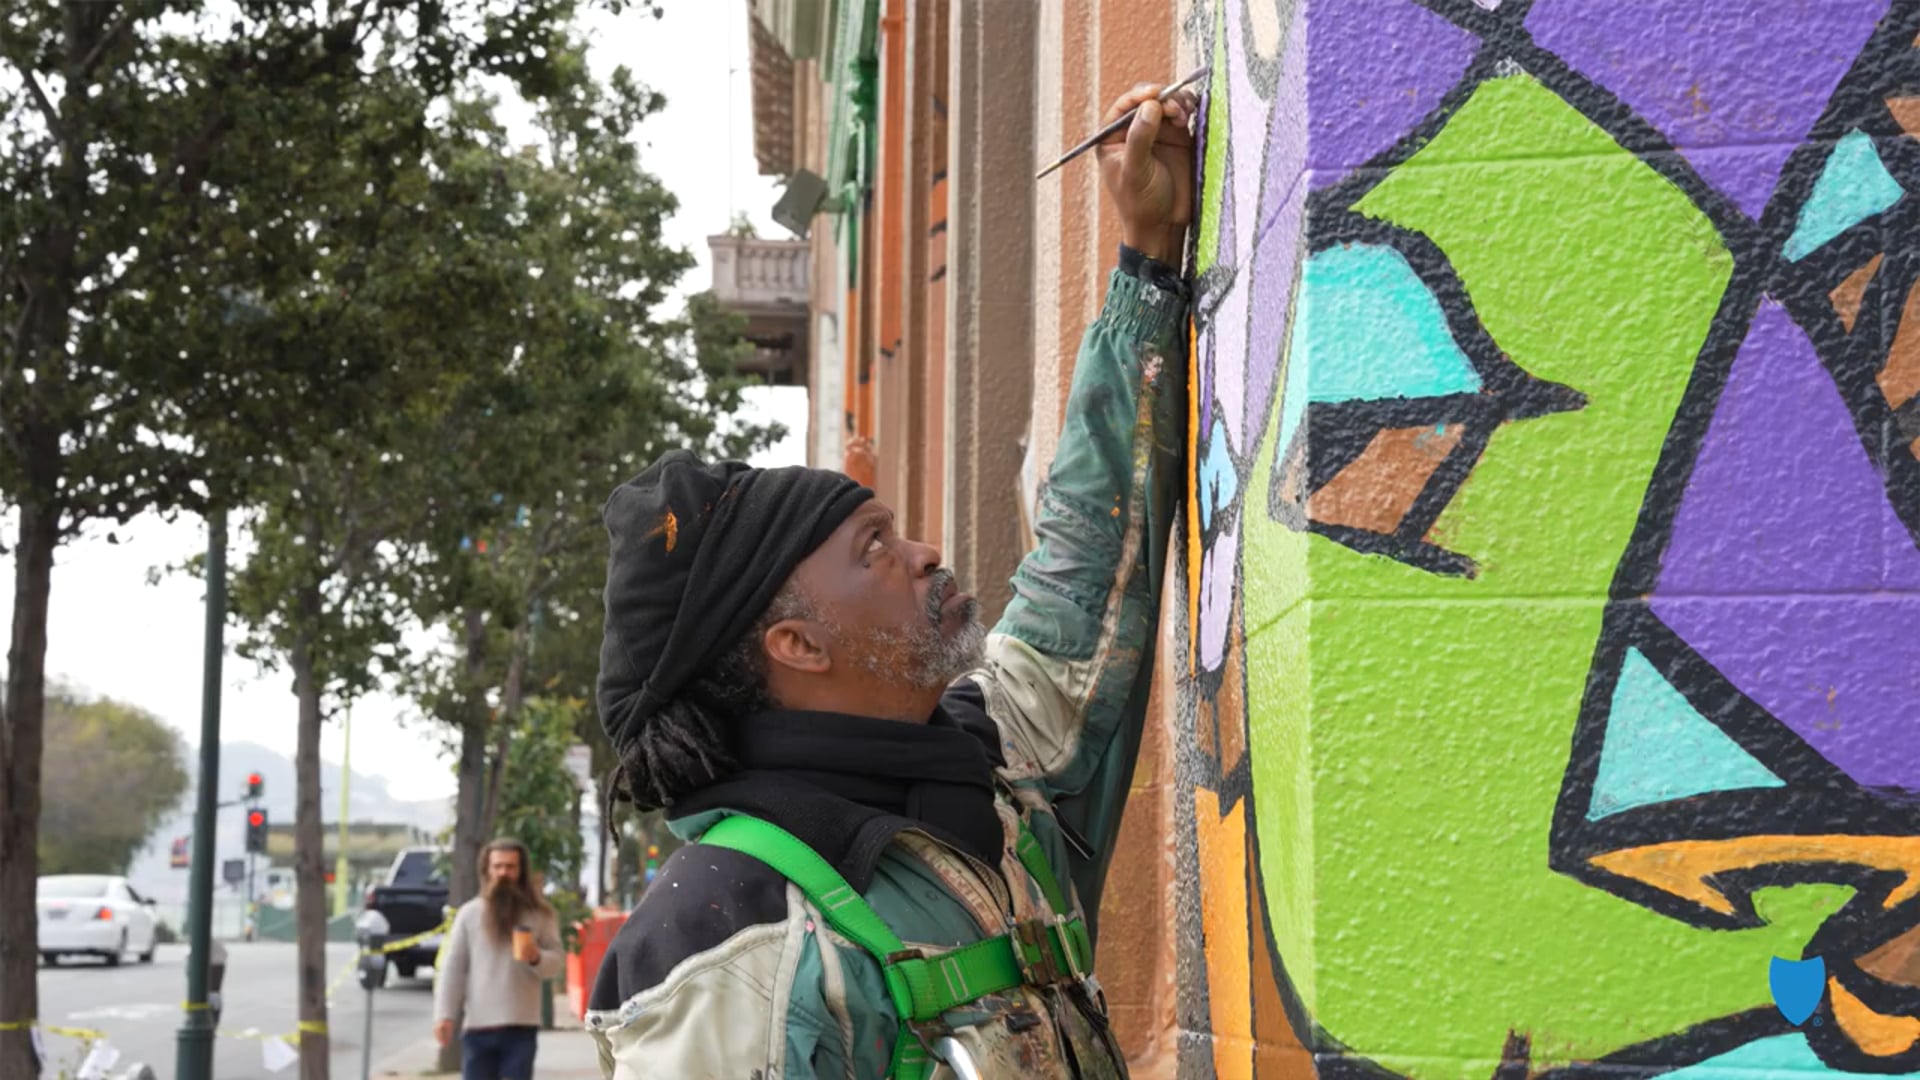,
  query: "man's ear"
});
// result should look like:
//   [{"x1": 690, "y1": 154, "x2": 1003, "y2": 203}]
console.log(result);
[{"x1": 763, "y1": 618, "x2": 832, "y2": 676}]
